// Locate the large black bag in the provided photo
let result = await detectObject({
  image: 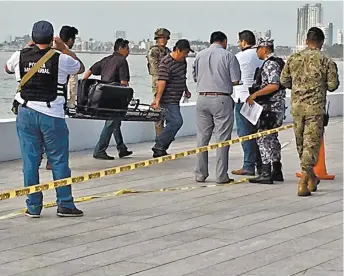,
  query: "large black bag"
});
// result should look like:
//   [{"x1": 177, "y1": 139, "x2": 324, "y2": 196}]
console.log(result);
[{"x1": 78, "y1": 79, "x2": 133, "y2": 110}]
